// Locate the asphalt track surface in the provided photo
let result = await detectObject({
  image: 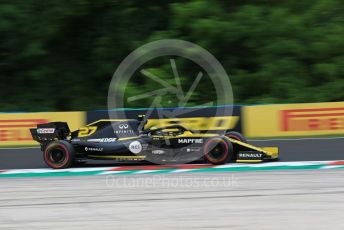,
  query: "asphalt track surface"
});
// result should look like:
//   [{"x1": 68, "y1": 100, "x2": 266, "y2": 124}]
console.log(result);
[
  {"x1": 1, "y1": 170, "x2": 344, "y2": 229},
  {"x1": 1, "y1": 138, "x2": 344, "y2": 229},
  {"x1": 0, "y1": 137, "x2": 343, "y2": 169}
]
